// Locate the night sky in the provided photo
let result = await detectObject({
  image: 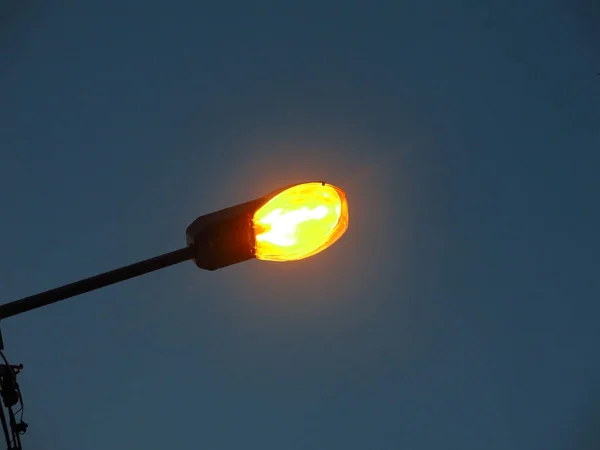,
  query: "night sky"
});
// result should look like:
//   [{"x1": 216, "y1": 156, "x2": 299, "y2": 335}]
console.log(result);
[{"x1": 1, "y1": 1, "x2": 599, "y2": 449}]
